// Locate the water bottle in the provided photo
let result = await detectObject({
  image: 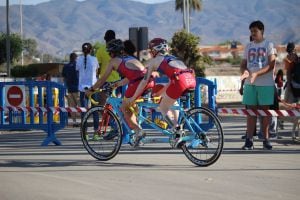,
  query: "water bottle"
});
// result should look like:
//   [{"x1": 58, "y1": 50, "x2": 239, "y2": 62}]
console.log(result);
[{"x1": 154, "y1": 116, "x2": 168, "y2": 129}]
